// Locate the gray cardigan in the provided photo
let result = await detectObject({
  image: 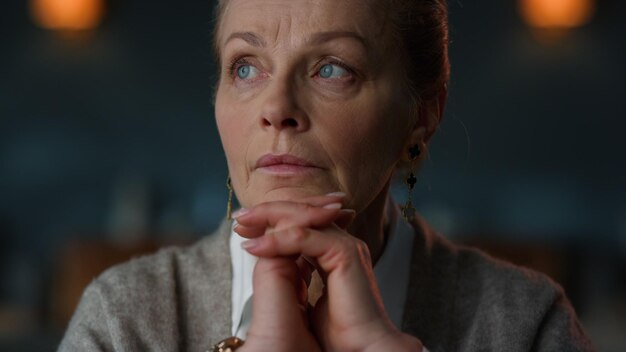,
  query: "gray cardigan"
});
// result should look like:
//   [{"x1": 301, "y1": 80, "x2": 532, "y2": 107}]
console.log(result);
[{"x1": 59, "y1": 217, "x2": 594, "y2": 351}]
